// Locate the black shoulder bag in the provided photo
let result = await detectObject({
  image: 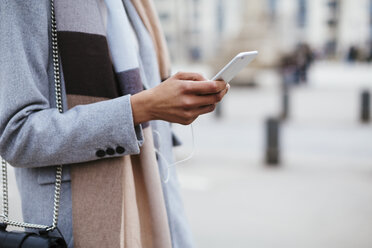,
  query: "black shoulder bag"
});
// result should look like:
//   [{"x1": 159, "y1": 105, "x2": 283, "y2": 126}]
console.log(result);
[{"x1": 0, "y1": 0, "x2": 67, "y2": 247}]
